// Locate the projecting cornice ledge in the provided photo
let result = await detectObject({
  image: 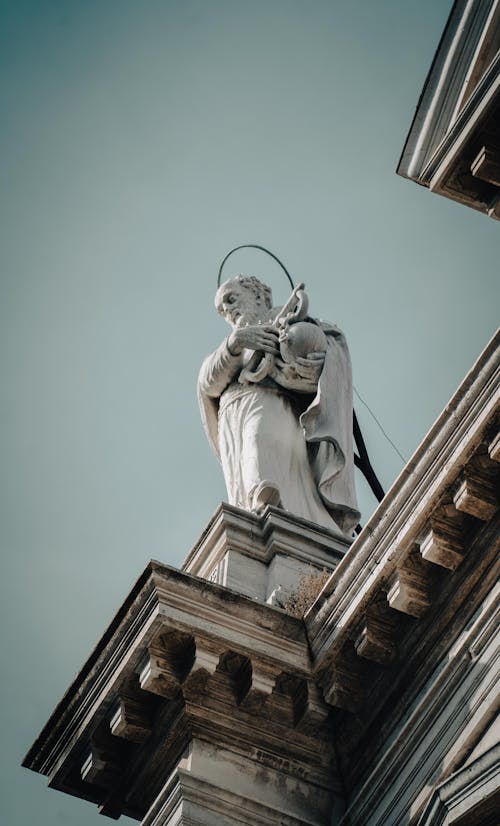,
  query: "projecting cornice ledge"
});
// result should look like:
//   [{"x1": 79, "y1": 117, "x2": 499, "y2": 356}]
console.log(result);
[
  {"x1": 397, "y1": 0, "x2": 498, "y2": 182},
  {"x1": 397, "y1": 0, "x2": 500, "y2": 218},
  {"x1": 23, "y1": 560, "x2": 337, "y2": 821},
  {"x1": 301, "y1": 331, "x2": 499, "y2": 824},
  {"x1": 305, "y1": 330, "x2": 499, "y2": 705}
]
